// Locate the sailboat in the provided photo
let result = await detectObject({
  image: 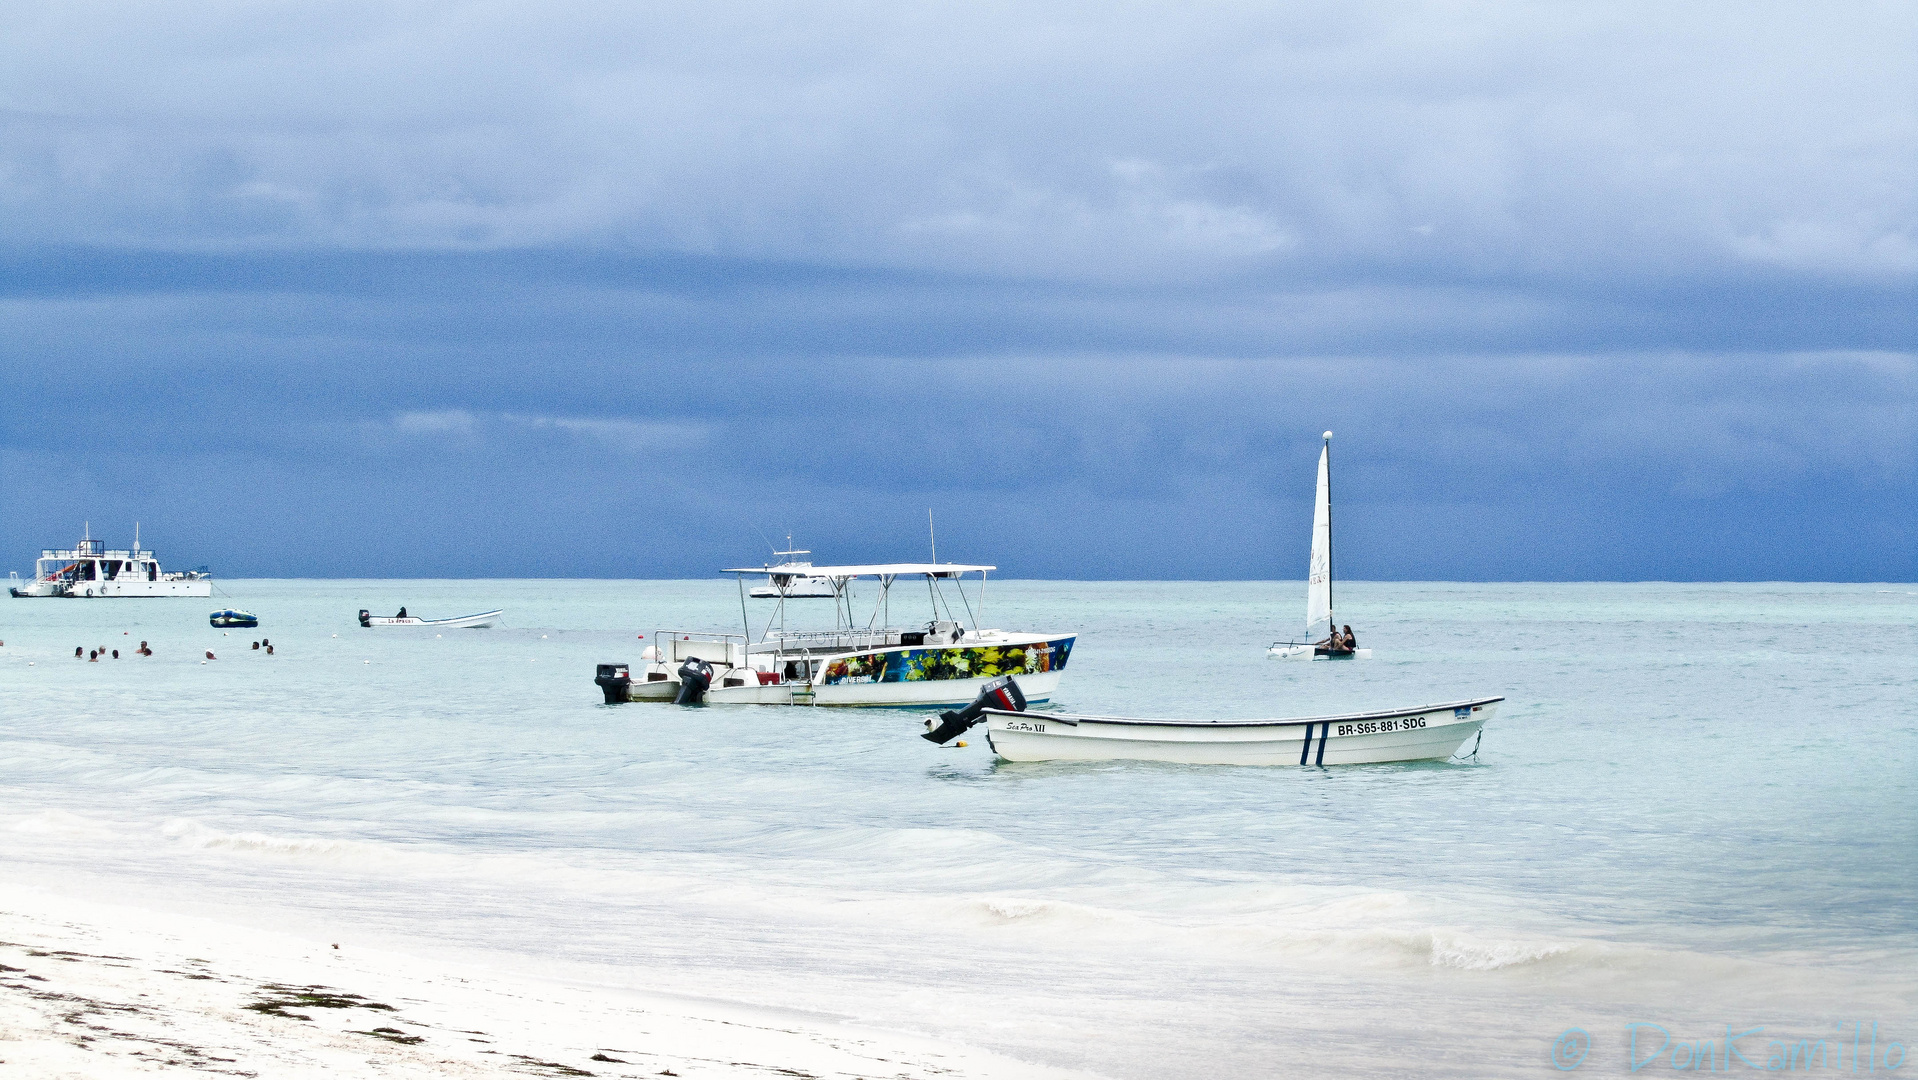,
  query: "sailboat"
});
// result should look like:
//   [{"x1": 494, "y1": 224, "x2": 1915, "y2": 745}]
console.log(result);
[{"x1": 1268, "y1": 432, "x2": 1372, "y2": 659}]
